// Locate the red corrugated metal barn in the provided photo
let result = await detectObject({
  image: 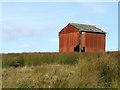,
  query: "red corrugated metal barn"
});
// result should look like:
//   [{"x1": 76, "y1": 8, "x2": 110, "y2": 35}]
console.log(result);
[{"x1": 59, "y1": 23, "x2": 106, "y2": 53}]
